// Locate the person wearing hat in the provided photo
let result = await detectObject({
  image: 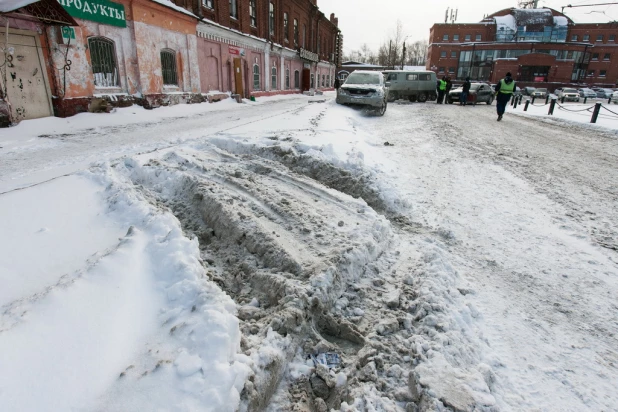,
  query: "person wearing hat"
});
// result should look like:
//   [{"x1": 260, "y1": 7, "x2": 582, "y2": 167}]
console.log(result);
[
  {"x1": 494, "y1": 72, "x2": 516, "y2": 121},
  {"x1": 460, "y1": 77, "x2": 471, "y2": 106}
]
